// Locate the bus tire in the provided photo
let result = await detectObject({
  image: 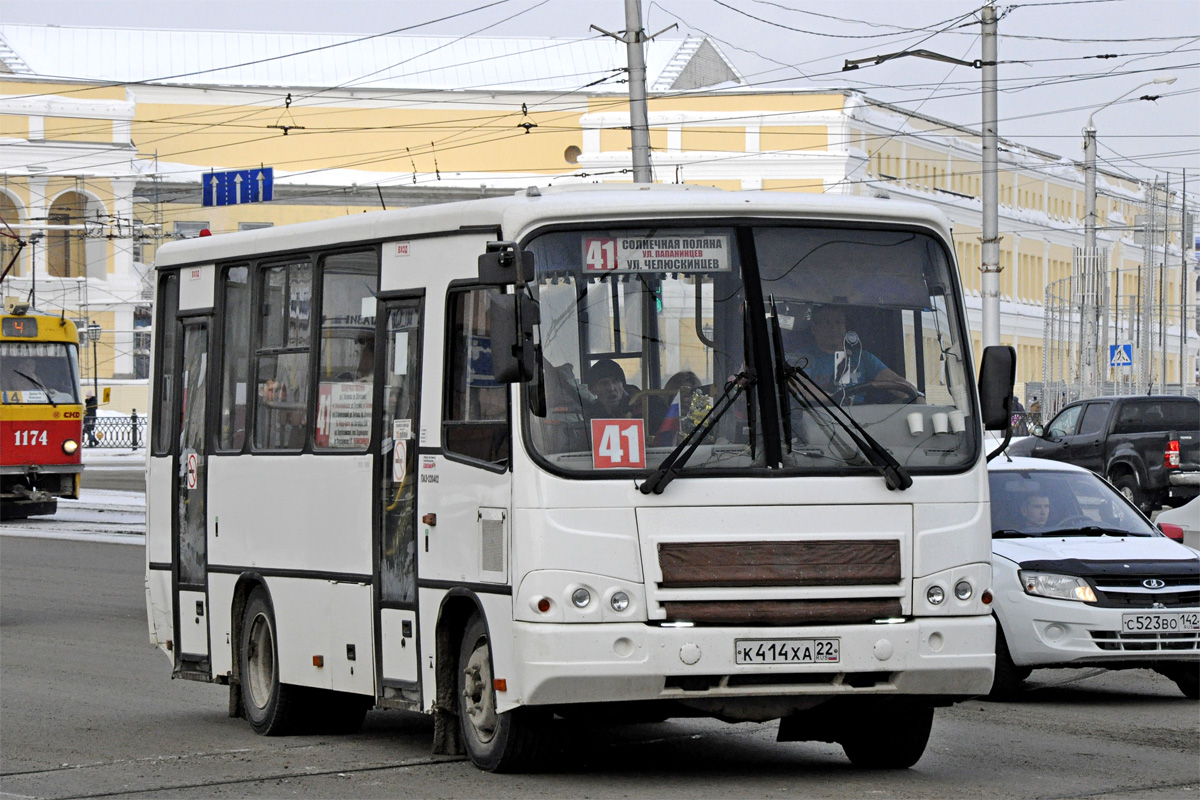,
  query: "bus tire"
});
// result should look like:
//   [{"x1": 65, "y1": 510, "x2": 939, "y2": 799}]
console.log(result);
[
  {"x1": 456, "y1": 614, "x2": 547, "y2": 772},
  {"x1": 239, "y1": 587, "x2": 304, "y2": 735},
  {"x1": 840, "y1": 703, "x2": 933, "y2": 769}
]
